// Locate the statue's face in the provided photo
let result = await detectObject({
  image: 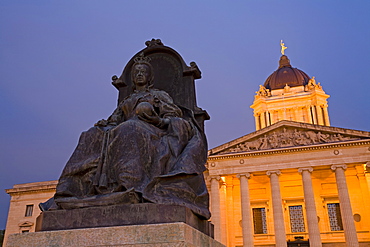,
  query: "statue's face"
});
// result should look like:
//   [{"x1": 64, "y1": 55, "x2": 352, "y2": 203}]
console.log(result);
[{"x1": 133, "y1": 64, "x2": 150, "y2": 87}]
